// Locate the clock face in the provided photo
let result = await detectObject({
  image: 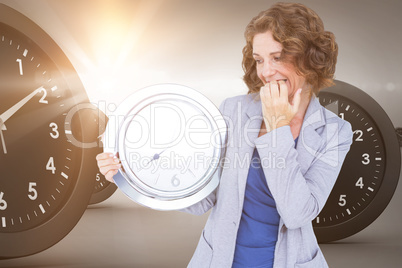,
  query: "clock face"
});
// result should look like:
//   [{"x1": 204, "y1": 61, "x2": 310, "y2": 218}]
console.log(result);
[
  {"x1": 0, "y1": 23, "x2": 80, "y2": 232},
  {"x1": 313, "y1": 80, "x2": 400, "y2": 242},
  {"x1": 316, "y1": 93, "x2": 385, "y2": 227},
  {"x1": 122, "y1": 99, "x2": 217, "y2": 198},
  {"x1": 104, "y1": 84, "x2": 227, "y2": 210},
  {"x1": 0, "y1": 4, "x2": 94, "y2": 258}
]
